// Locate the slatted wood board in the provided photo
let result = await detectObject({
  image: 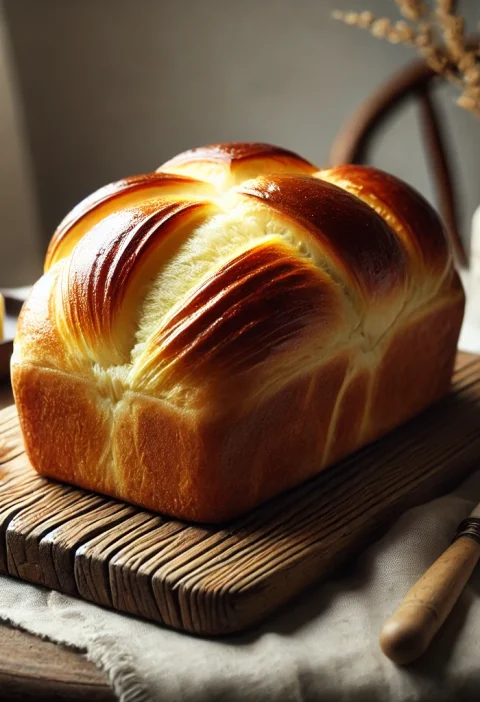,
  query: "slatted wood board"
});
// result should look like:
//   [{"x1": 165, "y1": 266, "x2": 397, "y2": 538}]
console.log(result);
[{"x1": 1, "y1": 353, "x2": 480, "y2": 636}]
